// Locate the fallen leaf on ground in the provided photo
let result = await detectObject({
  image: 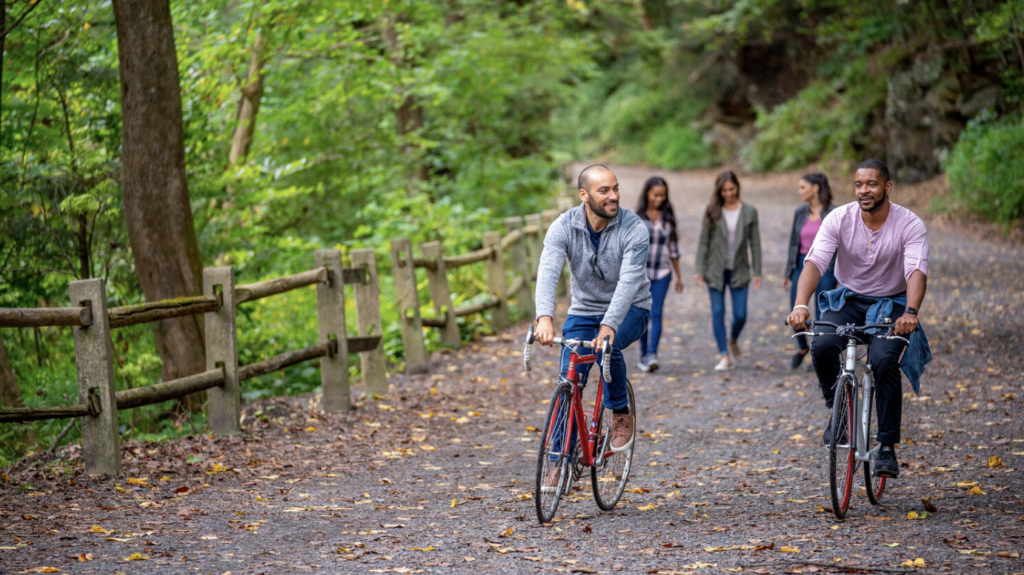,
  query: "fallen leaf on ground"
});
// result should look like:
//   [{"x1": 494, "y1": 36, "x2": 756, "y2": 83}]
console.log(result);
[{"x1": 89, "y1": 525, "x2": 113, "y2": 534}]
